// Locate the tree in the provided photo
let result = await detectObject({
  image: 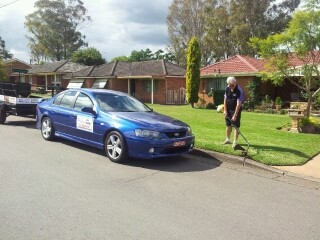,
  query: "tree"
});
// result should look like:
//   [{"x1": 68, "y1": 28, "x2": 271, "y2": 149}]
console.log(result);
[
  {"x1": 112, "y1": 49, "x2": 176, "y2": 62},
  {"x1": 162, "y1": 52, "x2": 177, "y2": 62},
  {"x1": 186, "y1": 37, "x2": 201, "y2": 108},
  {"x1": 204, "y1": 0, "x2": 300, "y2": 61},
  {"x1": 128, "y1": 48, "x2": 153, "y2": 62},
  {"x1": 250, "y1": 0, "x2": 320, "y2": 117},
  {"x1": 264, "y1": 0, "x2": 301, "y2": 34},
  {"x1": 71, "y1": 47, "x2": 106, "y2": 65},
  {"x1": 0, "y1": 37, "x2": 10, "y2": 81},
  {"x1": 25, "y1": 0, "x2": 91, "y2": 62},
  {"x1": 0, "y1": 59, "x2": 7, "y2": 81},
  {"x1": 111, "y1": 56, "x2": 130, "y2": 62},
  {"x1": 167, "y1": 0, "x2": 212, "y2": 67},
  {"x1": 204, "y1": 2, "x2": 233, "y2": 61},
  {"x1": 0, "y1": 37, "x2": 13, "y2": 59}
]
